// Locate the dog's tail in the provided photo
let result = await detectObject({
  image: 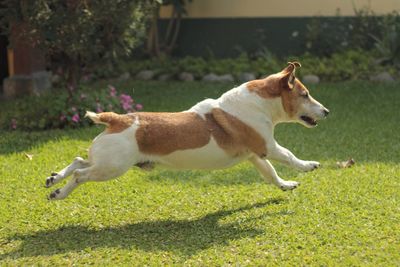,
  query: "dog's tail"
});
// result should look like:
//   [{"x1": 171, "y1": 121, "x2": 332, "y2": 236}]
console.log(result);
[
  {"x1": 85, "y1": 111, "x2": 133, "y2": 132},
  {"x1": 85, "y1": 111, "x2": 122, "y2": 126},
  {"x1": 85, "y1": 111, "x2": 106, "y2": 125}
]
